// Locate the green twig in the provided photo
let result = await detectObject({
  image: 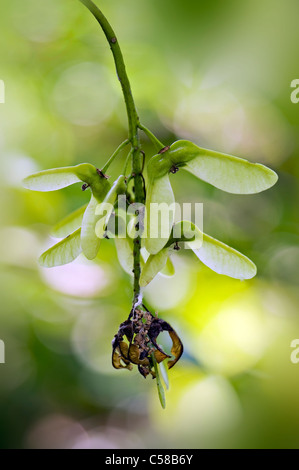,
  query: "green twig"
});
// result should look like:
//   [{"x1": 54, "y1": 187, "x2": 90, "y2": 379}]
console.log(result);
[
  {"x1": 80, "y1": 0, "x2": 144, "y2": 304},
  {"x1": 138, "y1": 123, "x2": 166, "y2": 152},
  {"x1": 123, "y1": 148, "x2": 134, "y2": 176},
  {"x1": 79, "y1": 0, "x2": 139, "y2": 141},
  {"x1": 102, "y1": 140, "x2": 130, "y2": 174}
]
